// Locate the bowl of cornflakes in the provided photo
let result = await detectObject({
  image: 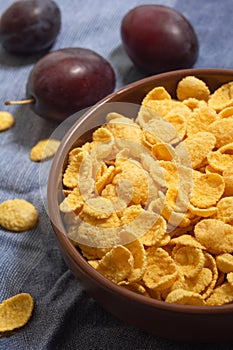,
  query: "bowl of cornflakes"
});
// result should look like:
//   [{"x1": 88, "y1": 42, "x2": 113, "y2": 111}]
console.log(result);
[{"x1": 48, "y1": 68, "x2": 233, "y2": 343}]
